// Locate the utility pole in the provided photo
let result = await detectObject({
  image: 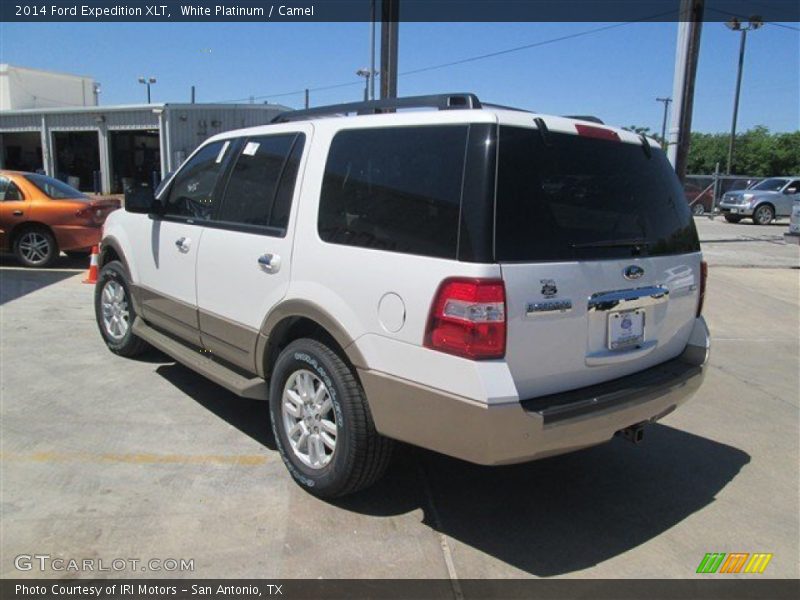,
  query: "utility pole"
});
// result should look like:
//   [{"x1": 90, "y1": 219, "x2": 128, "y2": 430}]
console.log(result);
[
  {"x1": 656, "y1": 97, "x2": 672, "y2": 149},
  {"x1": 667, "y1": 0, "x2": 704, "y2": 183},
  {"x1": 370, "y1": 0, "x2": 377, "y2": 100},
  {"x1": 725, "y1": 17, "x2": 762, "y2": 174},
  {"x1": 304, "y1": 88, "x2": 310, "y2": 109},
  {"x1": 380, "y1": 0, "x2": 399, "y2": 100}
]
